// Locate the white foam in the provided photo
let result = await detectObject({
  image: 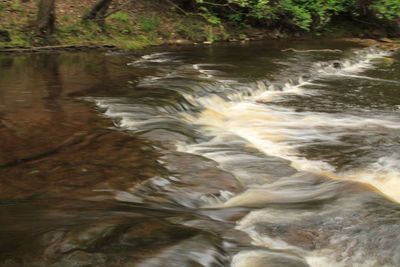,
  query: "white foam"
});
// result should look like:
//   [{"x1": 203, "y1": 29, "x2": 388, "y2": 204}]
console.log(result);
[
  {"x1": 89, "y1": 48, "x2": 400, "y2": 204},
  {"x1": 181, "y1": 93, "x2": 400, "y2": 200},
  {"x1": 177, "y1": 48, "x2": 399, "y2": 202},
  {"x1": 199, "y1": 190, "x2": 235, "y2": 206},
  {"x1": 128, "y1": 52, "x2": 182, "y2": 65},
  {"x1": 342, "y1": 155, "x2": 400, "y2": 202}
]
